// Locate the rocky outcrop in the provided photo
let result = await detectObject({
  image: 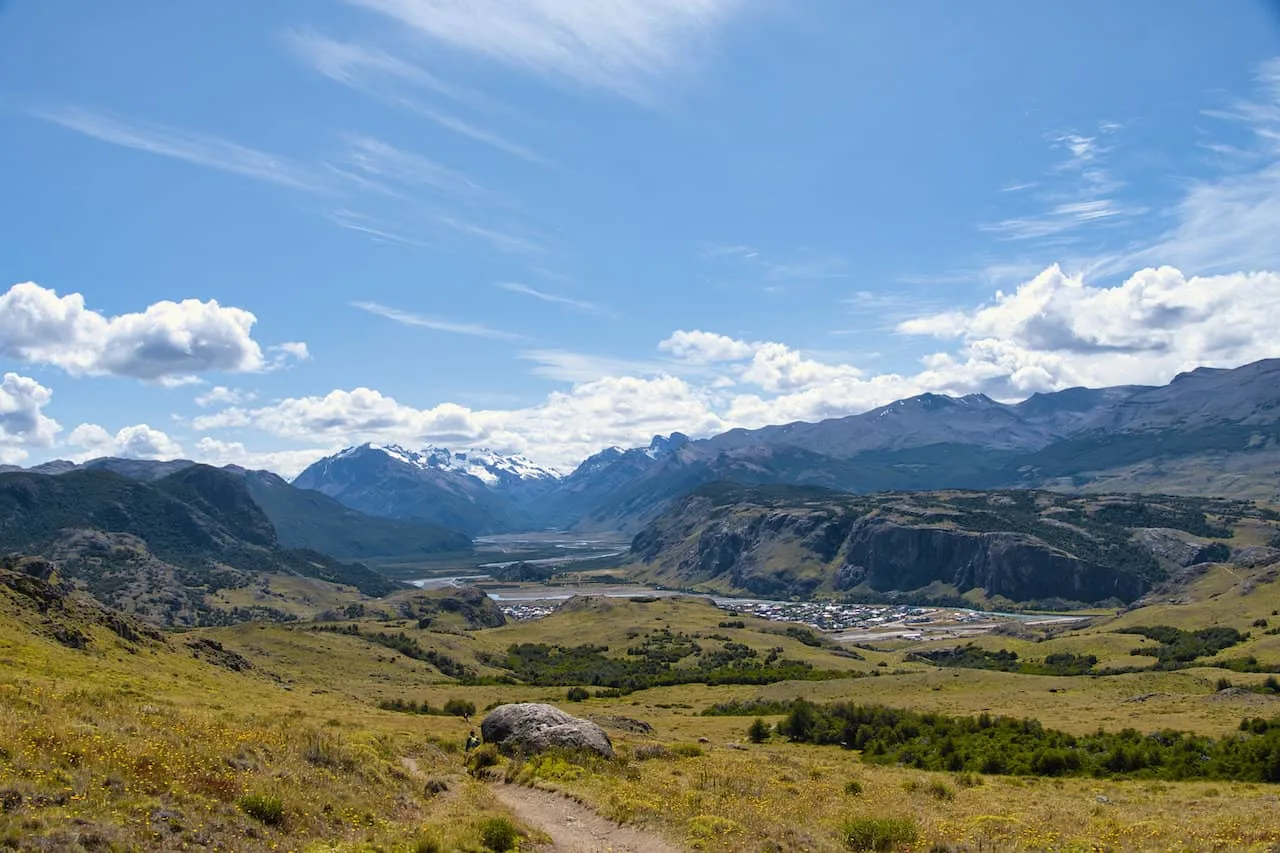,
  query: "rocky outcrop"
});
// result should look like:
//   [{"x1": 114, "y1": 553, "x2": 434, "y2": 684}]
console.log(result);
[
  {"x1": 630, "y1": 485, "x2": 1194, "y2": 604},
  {"x1": 836, "y1": 520, "x2": 1147, "y2": 603},
  {"x1": 392, "y1": 585, "x2": 506, "y2": 628},
  {"x1": 480, "y1": 703, "x2": 614, "y2": 758},
  {"x1": 1129, "y1": 528, "x2": 1211, "y2": 567}
]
